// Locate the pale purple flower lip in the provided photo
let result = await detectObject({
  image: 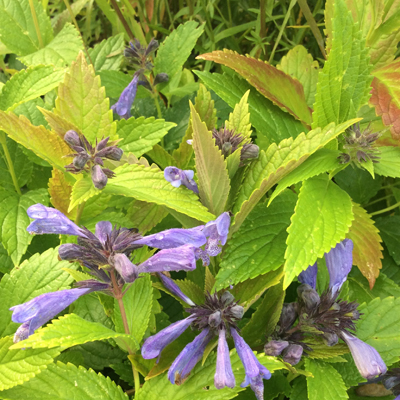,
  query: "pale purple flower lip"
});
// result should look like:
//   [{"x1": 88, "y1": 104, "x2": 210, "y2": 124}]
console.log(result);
[
  {"x1": 111, "y1": 73, "x2": 139, "y2": 119},
  {"x1": 164, "y1": 166, "x2": 199, "y2": 194},
  {"x1": 214, "y1": 328, "x2": 235, "y2": 389},
  {"x1": 157, "y1": 273, "x2": 195, "y2": 306}
]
